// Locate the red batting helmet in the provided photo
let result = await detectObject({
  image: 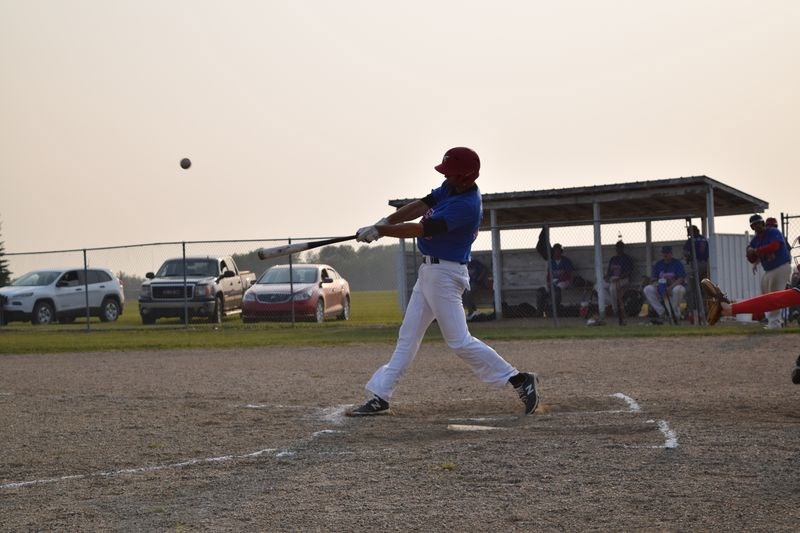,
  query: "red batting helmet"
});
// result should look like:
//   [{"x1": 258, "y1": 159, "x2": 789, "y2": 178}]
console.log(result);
[
  {"x1": 434, "y1": 147, "x2": 480, "y2": 179},
  {"x1": 766, "y1": 217, "x2": 778, "y2": 227}
]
